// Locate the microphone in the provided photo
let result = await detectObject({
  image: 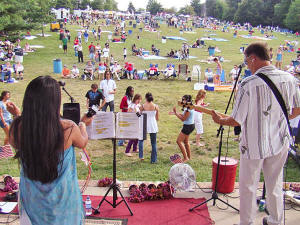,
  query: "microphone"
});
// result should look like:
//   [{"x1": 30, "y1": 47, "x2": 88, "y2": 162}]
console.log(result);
[{"x1": 58, "y1": 81, "x2": 65, "y2": 87}]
